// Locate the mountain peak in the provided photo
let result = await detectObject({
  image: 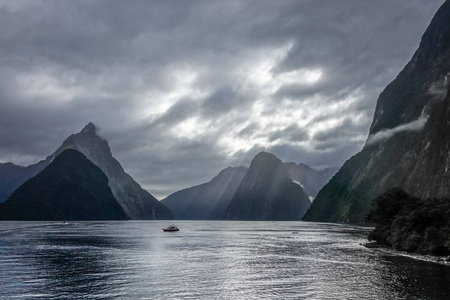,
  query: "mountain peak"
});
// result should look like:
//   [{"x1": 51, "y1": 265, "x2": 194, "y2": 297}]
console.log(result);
[
  {"x1": 223, "y1": 151, "x2": 311, "y2": 220},
  {"x1": 255, "y1": 151, "x2": 275, "y2": 158},
  {"x1": 80, "y1": 122, "x2": 98, "y2": 135},
  {"x1": 253, "y1": 151, "x2": 279, "y2": 163}
]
